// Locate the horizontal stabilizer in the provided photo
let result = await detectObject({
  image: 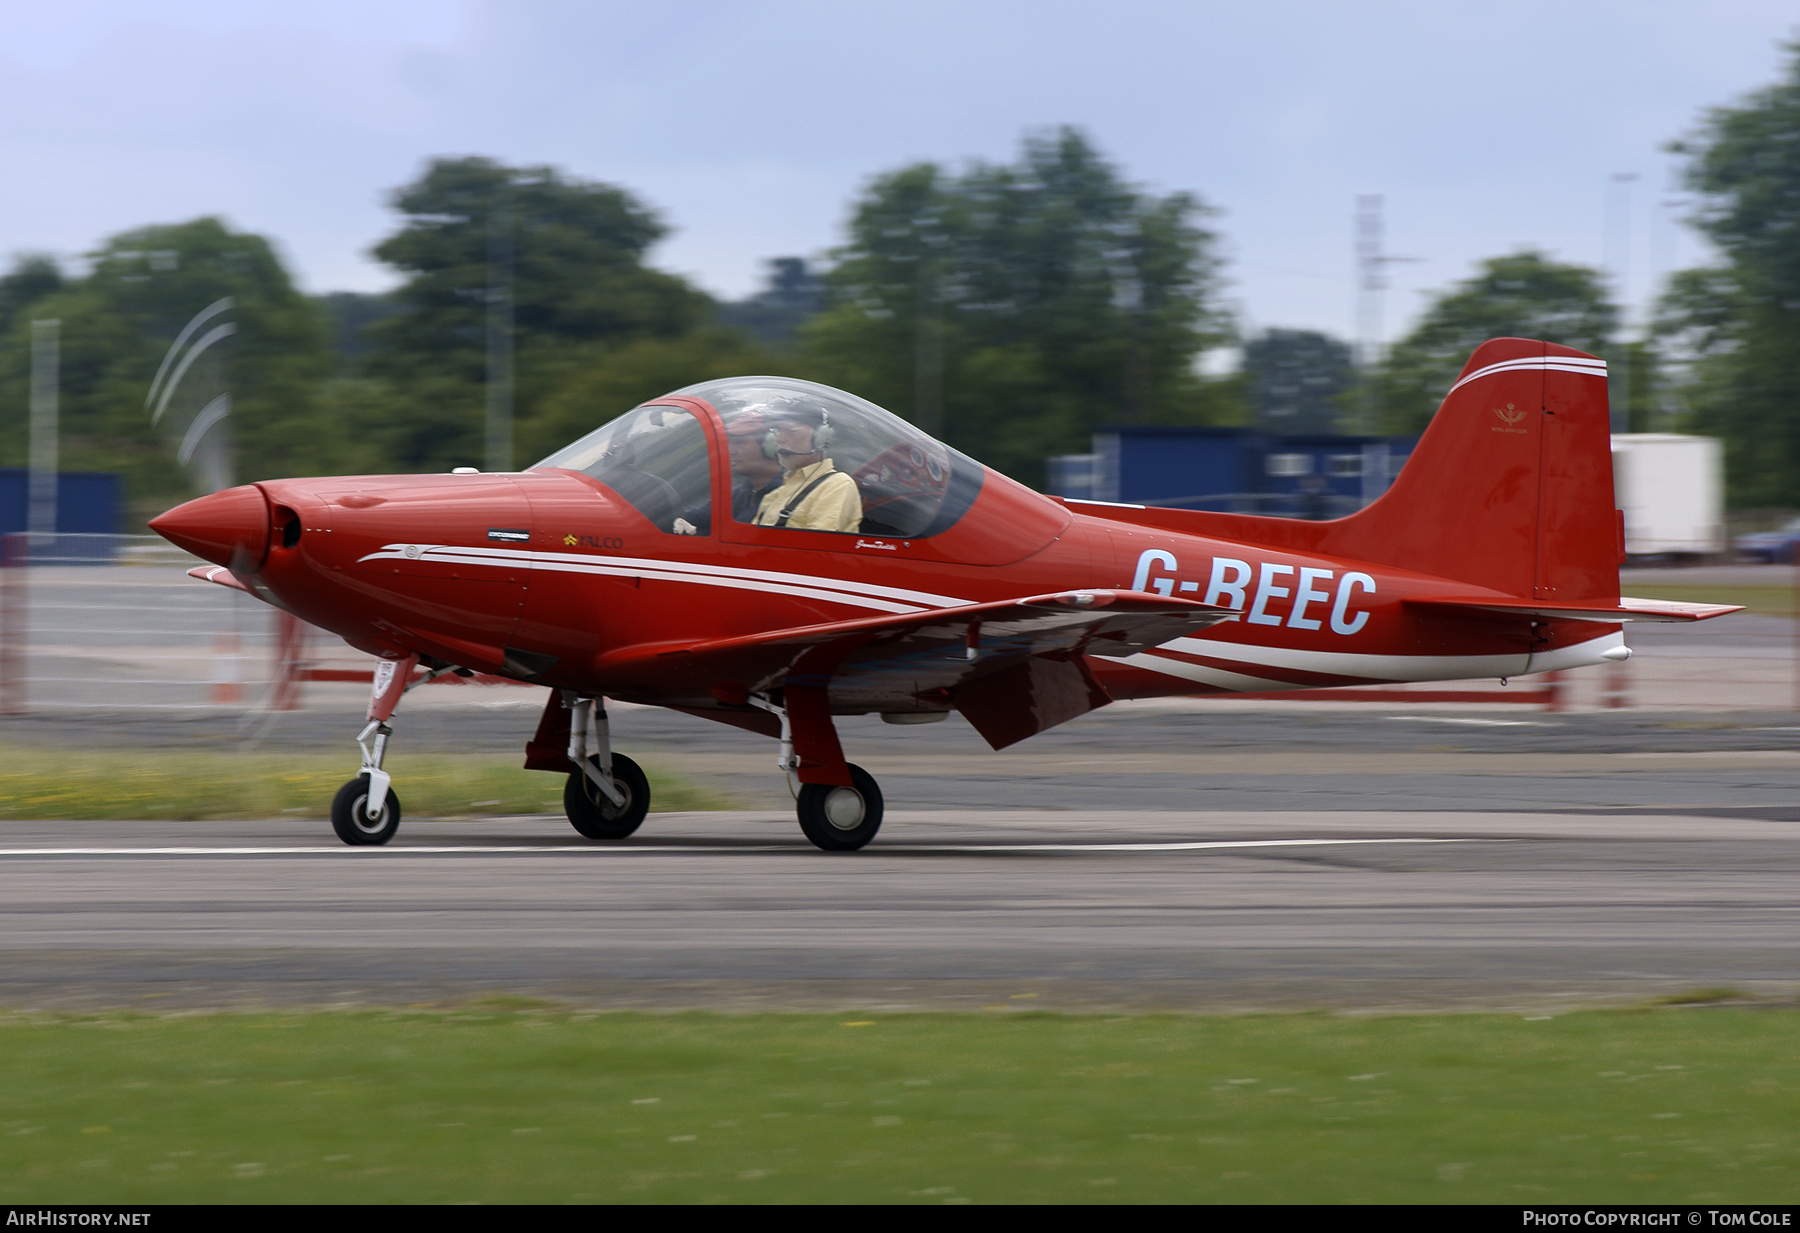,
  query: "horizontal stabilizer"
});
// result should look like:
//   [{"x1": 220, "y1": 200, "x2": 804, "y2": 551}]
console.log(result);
[{"x1": 1408, "y1": 594, "x2": 1744, "y2": 623}]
